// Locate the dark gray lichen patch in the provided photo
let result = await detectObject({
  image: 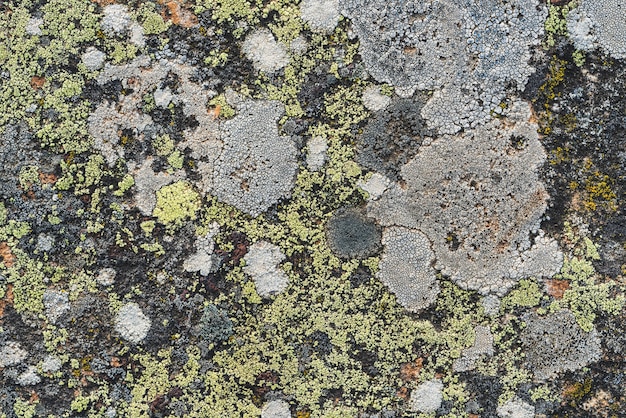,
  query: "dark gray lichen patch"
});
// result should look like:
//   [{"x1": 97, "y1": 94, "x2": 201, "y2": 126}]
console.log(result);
[
  {"x1": 325, "y1": 208, "x2": 382, "y2": 259},
  {"x1": 356, "y1": 96, "x2": 430, "y2": 181}
]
